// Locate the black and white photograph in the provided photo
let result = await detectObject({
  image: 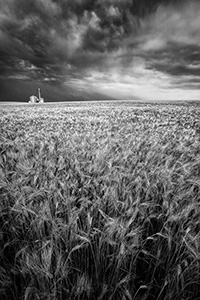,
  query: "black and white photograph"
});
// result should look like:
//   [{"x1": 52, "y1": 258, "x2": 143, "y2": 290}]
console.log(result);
[{"x1": 1, "y1": 0, "x2": 200, "y2": 299}]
